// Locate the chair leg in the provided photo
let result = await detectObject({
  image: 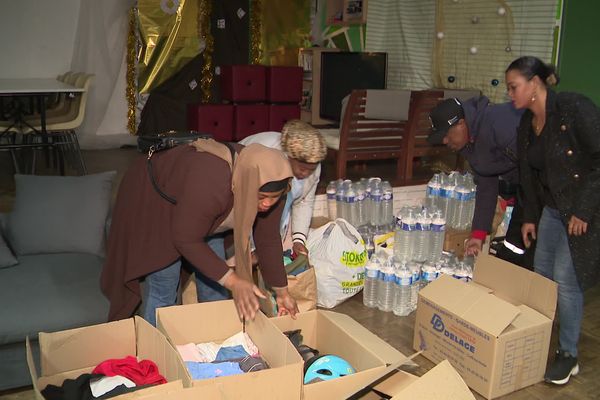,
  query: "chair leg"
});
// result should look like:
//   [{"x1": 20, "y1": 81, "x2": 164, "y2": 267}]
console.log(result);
[
  {"x1": 9, "y1": 149, "x2": 20, "y2": 174},
  {"x1": 336, "y1": 154, "x2": 347, "y2": 180},
  {"x1": 71, "y1": 131, "x2": 87, "y2": 175}
]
